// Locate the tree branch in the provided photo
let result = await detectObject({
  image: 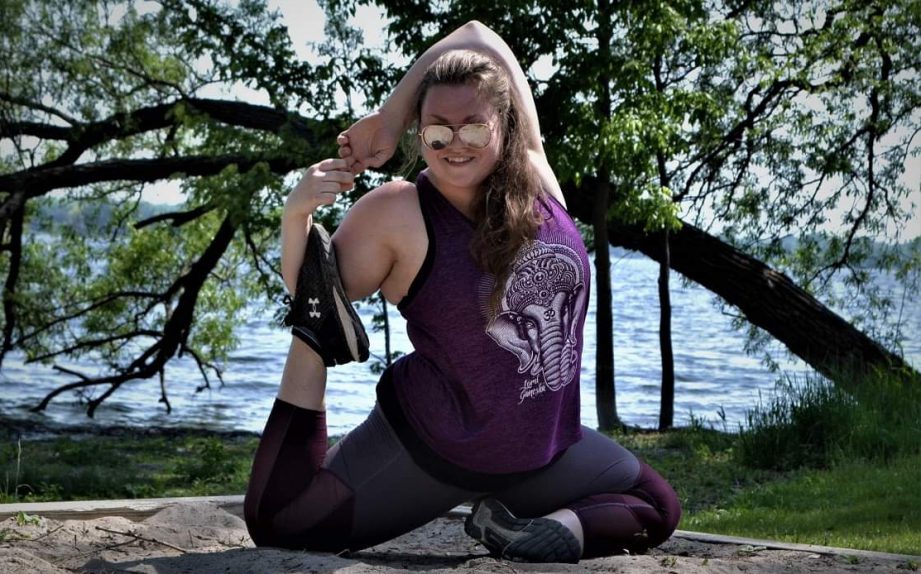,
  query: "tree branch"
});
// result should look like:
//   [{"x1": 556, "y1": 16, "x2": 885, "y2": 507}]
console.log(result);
[
  {"x1": 182, "y1": 343, "x2": 225, "y2": 392},
  {"x1": 15, "y1": 290, "x2": 166, "y2": 348},
  {"x1": 0, "y1": 121, "x2": 73, "y2": 140},
  {"x1": 0, "y1": 90, "x2": 77, "y2": 124},
  {"x1": 135, "y1": 204, "x2": 216, "y2": 229},
  {"x1": 1, "y1": 153, "x2": 303, "y2": 200},
  {"x1": 26, "y1": 330, "x2": 162, "y2": 364},
  {"x1": 31, "y1": 214, "x2": 240, "y2": 416},
  {"x1": 2, "y1": 97, "x2": 330, "y2": 168}
]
